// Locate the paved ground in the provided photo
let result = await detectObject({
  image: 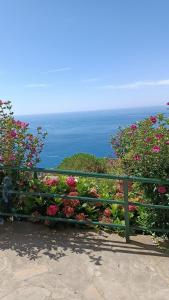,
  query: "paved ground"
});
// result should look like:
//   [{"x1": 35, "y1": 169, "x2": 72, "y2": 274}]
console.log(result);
[{"x1": 0, "y1": 221, "x2": 169, "y2": 300}]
